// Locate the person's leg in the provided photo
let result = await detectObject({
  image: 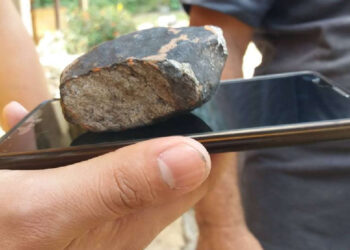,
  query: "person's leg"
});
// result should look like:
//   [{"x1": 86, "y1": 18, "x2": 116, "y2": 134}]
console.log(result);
[{"x1": 0, "y1": 0, "x2": 50, "y2": 127}]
